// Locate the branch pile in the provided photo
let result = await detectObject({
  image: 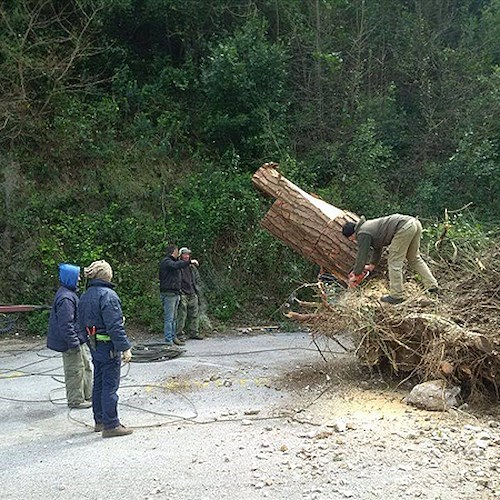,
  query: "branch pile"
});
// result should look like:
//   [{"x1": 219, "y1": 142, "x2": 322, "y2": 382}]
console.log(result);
[{"x1": 287, "y1": 244, "x2": 500, "y2": 399}]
